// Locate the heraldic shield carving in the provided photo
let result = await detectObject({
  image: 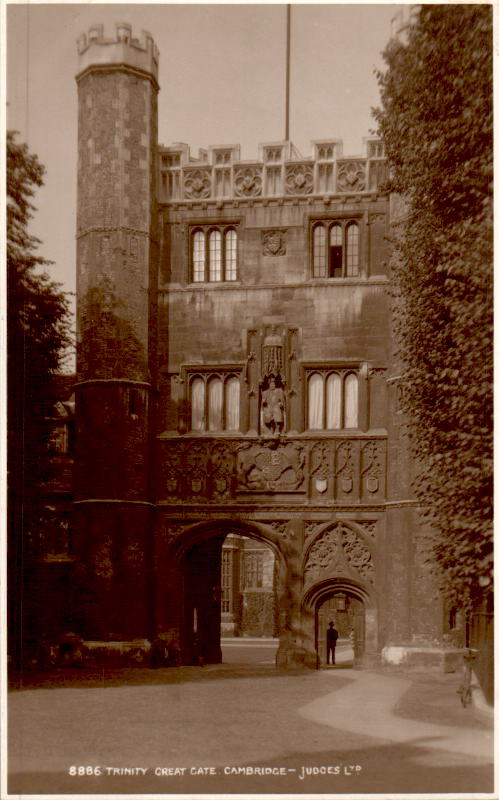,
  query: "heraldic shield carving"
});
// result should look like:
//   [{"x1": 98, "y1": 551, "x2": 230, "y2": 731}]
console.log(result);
[
  {"x1": 262, "y1": 230, "x2": 287, "y2": 256},
  {"x1": 237, "y1": 442, "x2": 305, "y2": 491}
]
